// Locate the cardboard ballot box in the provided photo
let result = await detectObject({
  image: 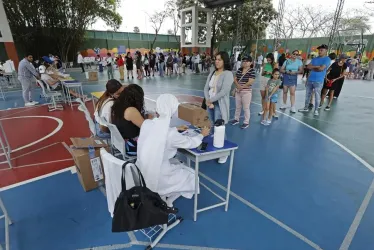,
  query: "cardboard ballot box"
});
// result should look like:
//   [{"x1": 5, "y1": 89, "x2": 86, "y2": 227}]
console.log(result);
[
  {"x1": 178, "y1": 103, "x2": 211, "y2": 128},
  {"x1": 88, "y1": 71, "x2": 98, "y2": 81},
  {"x1": 68, "y1": 138, "x2": 109, "y2": 192}
]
